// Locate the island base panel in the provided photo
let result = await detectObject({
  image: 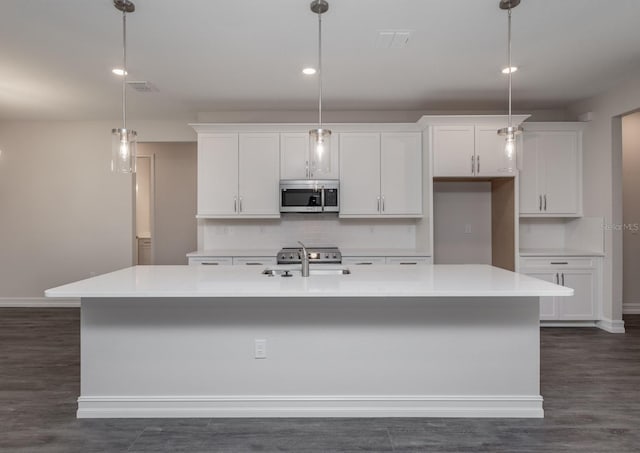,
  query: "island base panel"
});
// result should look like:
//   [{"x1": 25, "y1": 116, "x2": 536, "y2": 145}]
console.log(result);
[{"x1": 78, "y1": 296, "x2": 542, "y2": 418}]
